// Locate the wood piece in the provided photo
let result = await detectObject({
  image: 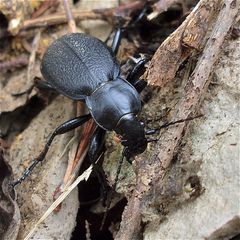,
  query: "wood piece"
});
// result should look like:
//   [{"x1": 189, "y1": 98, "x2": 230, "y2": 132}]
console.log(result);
[
  {"x1": 27, "y1": 31, "x2": 41, "y2": 88},
  {"x1": 62, "y1": 0, "x2": 77, "y2": 33},
  {"x1": 145, "y1": 0, "x2": 221, "y2": 87},
  {"x1": 21, "y1": 11, "x2": 104, "y2": 30},
  {"x1": 94, "y1": 0, "x2": 146, "y2": 18},
  {"x1": 21, "y1": 1, "x2": 146, "y2": 31},
  {"x1": 31, "y1": 0, "x2": 59, "y2": 19},
  {"x1": 0, "y1": 57, "x2": 28, "y2": 71},
  {"x1": 115, "y1": 0, "x2": 239, "y2": 239},
  {"x1": 148, "y1": 0, "x2": 182, "y2": 19}
]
